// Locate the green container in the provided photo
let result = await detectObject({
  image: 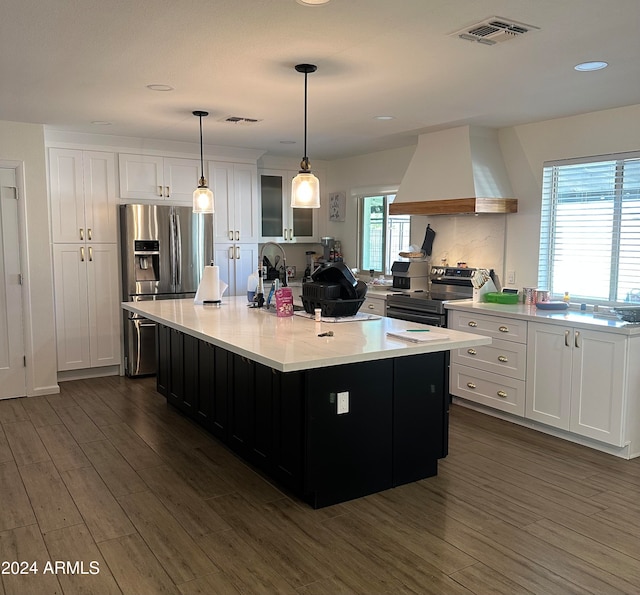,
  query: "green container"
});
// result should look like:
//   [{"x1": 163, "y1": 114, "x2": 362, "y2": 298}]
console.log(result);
[
  {"x1": 484, "y1": 292, "x2": 501, "y2": 303},
  {"x1": 497, "y1": 292, "x2": 520, "y2": 304}
]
